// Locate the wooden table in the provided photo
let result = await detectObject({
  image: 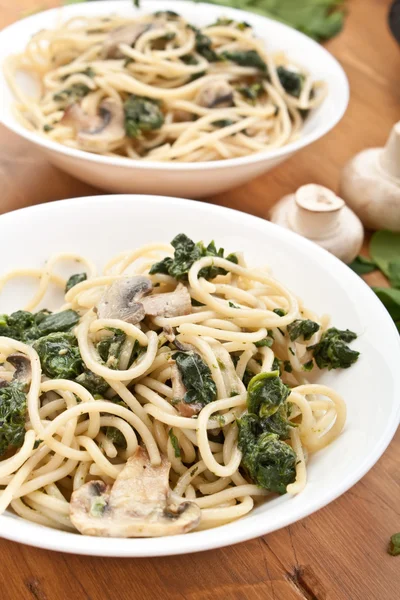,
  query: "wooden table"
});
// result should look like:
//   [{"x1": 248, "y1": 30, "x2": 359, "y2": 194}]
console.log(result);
[{"x1": 1, "y1": 1, "x2": 400, "y2": 598}]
